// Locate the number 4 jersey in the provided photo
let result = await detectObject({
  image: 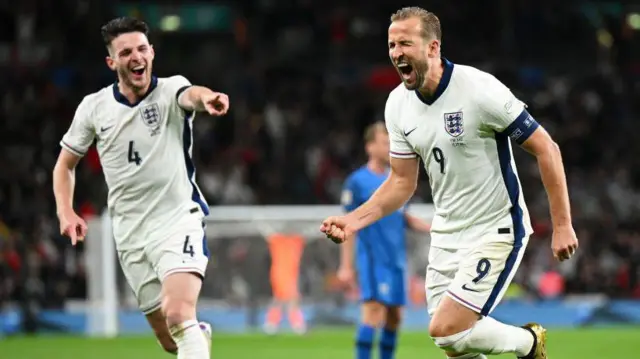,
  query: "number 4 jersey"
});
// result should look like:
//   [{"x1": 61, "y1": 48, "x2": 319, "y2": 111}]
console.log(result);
[
  {"x1": 385, "y1": 59, "x2": 534, "y2": 249},
  {"x1": 60, "y1": 75, "x2": 209, "y2": 250}
]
